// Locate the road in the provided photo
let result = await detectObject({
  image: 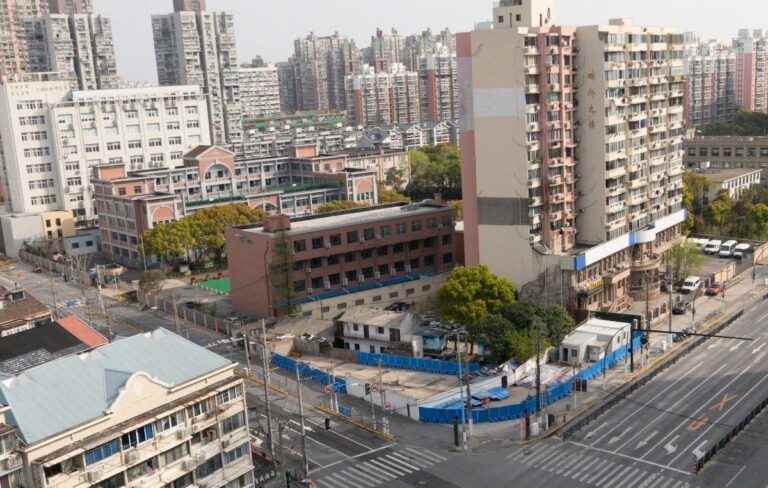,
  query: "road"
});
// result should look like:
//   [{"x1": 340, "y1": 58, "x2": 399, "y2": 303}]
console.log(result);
[{"x1": 564, "y1": 296, "x2": 768, "y2": 483}]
